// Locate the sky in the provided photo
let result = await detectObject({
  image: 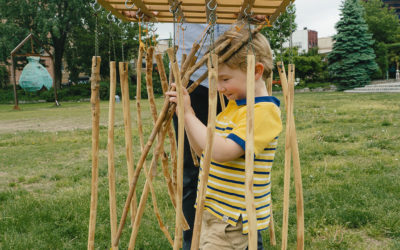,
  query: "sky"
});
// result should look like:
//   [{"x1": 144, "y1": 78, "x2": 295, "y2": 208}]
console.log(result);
[{"x1": 155, "y1": 0, "x2": 343, "y2": 39}]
